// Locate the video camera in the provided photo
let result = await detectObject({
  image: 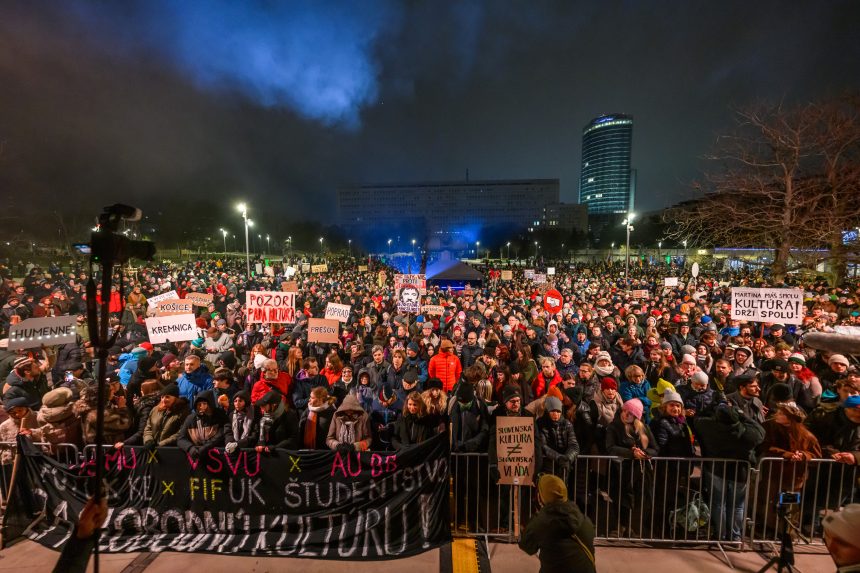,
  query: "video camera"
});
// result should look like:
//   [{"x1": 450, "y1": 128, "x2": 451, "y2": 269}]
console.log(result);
[
  {"x1": 87, "y1": 204, "x2": 156, "y2": 264},
  {"x1": 778, "y1": 491, "x2": 801, "y2": 506}
]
